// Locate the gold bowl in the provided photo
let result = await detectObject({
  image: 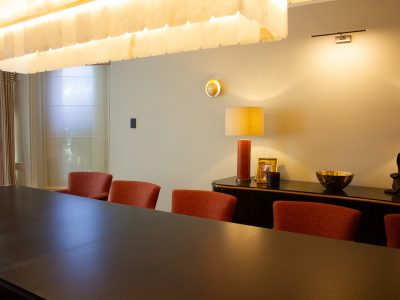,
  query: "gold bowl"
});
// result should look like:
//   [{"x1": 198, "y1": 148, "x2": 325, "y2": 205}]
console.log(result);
[{"x1": 316, "y1": 170, "x2": 354, "y2": 191}]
